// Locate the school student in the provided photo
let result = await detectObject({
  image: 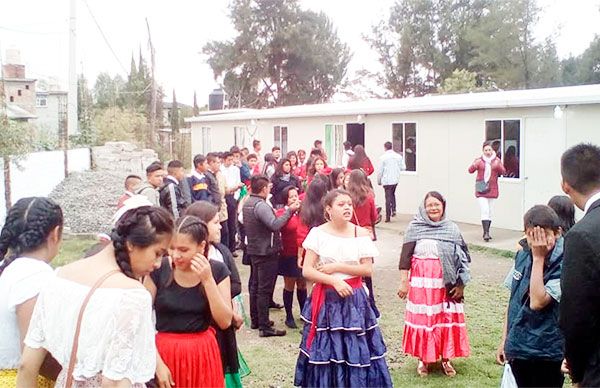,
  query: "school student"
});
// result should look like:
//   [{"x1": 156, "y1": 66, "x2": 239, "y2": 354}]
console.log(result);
[{"x1": 497, "y1": 205, "x2": 565, "y2": 388}]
